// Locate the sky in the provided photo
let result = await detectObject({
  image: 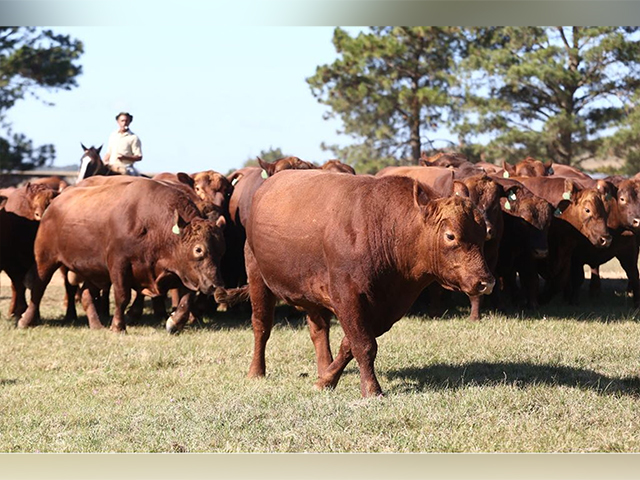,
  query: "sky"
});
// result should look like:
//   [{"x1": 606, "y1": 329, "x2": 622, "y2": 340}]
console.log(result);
[{"x1": 6, "y1": 26, "x2": 361, "y2": 175}]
